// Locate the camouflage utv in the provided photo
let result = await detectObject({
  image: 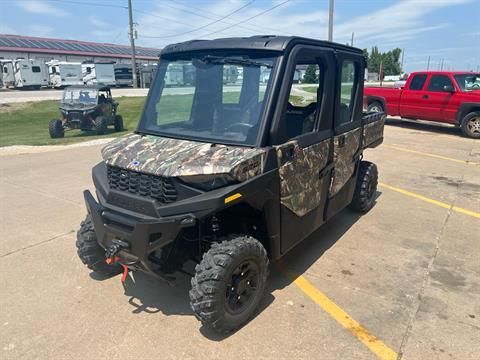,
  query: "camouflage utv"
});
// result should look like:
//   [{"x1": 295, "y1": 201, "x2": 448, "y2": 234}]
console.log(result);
[{"x1": 77, "y1": 36, "x2": 385, "y2": 333}]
